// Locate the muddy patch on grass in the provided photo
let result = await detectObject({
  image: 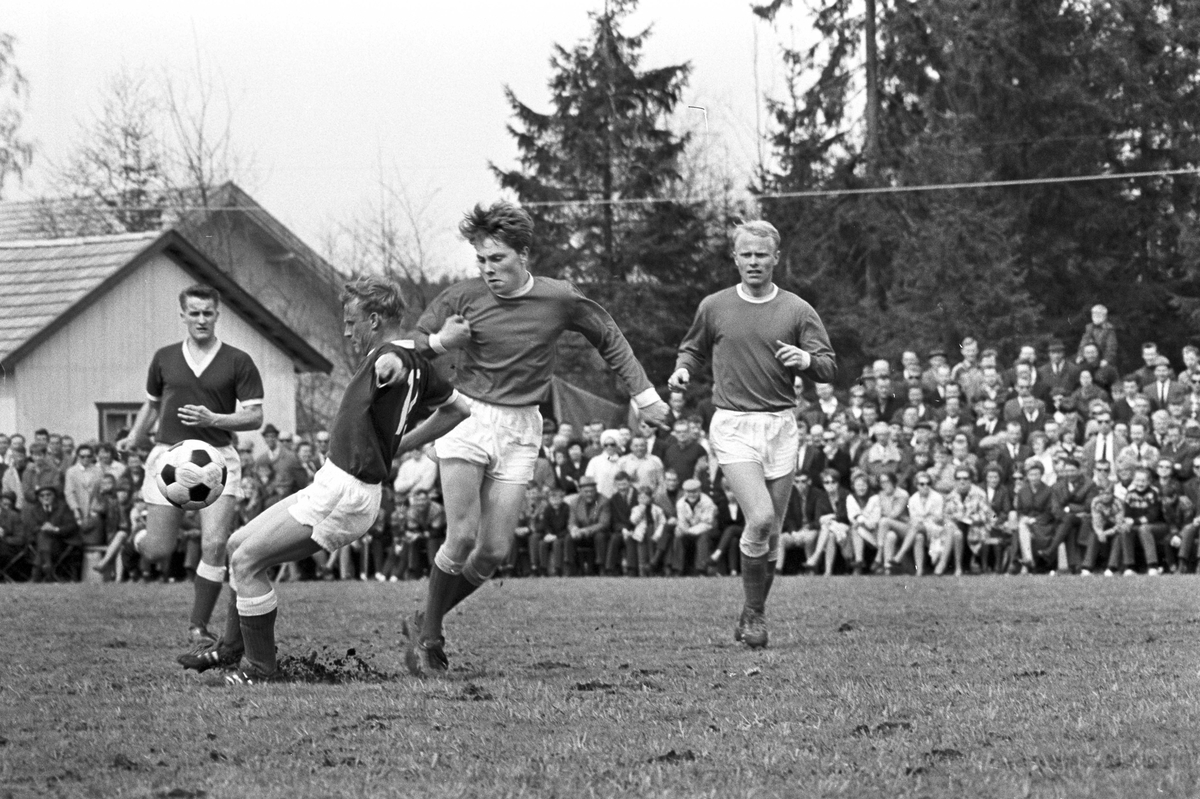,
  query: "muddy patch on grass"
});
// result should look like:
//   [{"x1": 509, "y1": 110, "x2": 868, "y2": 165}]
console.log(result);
[{"x1": 277, "y1": 647, "x2": 396, "y2": 683}]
